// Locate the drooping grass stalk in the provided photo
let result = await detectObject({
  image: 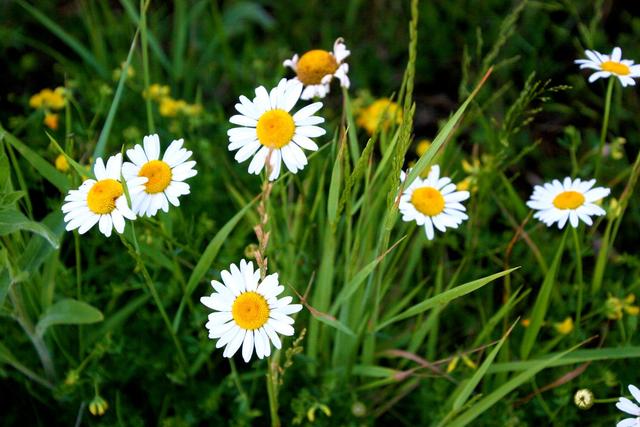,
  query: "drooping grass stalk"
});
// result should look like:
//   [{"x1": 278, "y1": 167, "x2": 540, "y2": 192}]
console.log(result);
[
  {"x1": 140, "y1": 0, "x2": 155, "y2": 133},
  {"x1": 595, "y1": 77, "x2": 614, "y2": 178},
  {"x1": 571, "y1": 226, "x2": 584, "y2": 328}
]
